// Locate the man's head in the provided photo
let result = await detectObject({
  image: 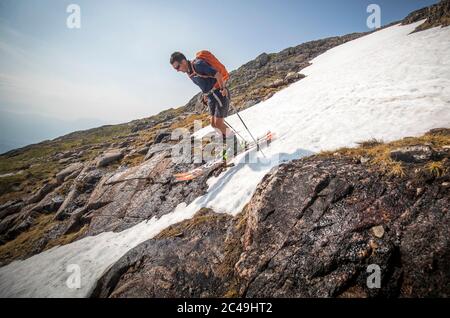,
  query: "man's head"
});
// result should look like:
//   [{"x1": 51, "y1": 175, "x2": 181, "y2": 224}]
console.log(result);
[{"x1": 170, "y1": 52, "x2": 189, "y2": 73}]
